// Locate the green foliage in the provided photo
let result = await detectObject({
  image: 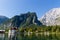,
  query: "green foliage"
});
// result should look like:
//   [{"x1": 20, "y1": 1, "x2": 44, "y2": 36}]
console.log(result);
[
  {"x1": 5, "y1": 28, "x2": 9, "y2": 33},
  {"x1": 19, "y1": 25, "x2": 60, "y2": 33}
]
